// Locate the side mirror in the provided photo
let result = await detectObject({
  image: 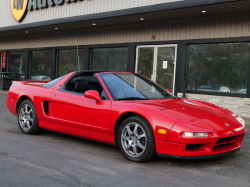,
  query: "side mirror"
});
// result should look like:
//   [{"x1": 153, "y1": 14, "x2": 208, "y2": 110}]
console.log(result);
[
  {"x1": 166, "y1": 89, "x2": 173, "y2": 94},
  {"x1": 85, "y1": 90, "x2": 103, "y2": 104}
]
